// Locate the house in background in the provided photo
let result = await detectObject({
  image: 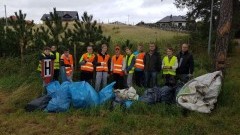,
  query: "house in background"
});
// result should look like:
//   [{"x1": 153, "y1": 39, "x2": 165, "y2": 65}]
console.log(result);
[
  {"x1": 156, "y1": 15, "x2": 187, "y2": 28},
  {"x1": 41, "y1": 11, "x2": 79, "y2": 22}
]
